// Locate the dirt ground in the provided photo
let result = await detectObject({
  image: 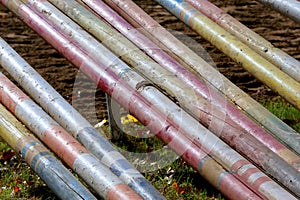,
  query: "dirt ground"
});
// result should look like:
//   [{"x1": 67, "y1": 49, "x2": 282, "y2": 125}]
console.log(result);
[{"x1": 0, "y1": 0, "x2": 300, "y2": 198}]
